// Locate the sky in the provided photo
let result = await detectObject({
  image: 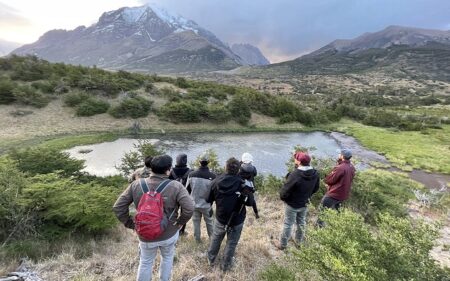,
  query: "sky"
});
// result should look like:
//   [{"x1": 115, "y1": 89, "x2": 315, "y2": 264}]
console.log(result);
[{"x1": 1, "y1": 0, "x2": 449, "y2": 63}]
